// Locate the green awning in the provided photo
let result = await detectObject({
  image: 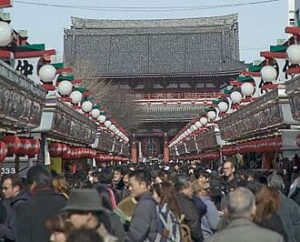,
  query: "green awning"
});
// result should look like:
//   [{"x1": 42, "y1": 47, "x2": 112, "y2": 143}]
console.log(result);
[
  {"x1": 52, "y1": 63, "x2": 64, "y2": 69},
  {"x1": 15, "y1": 44, "x2": 45, "y2": 52},
  {"x1": 74, "y1": 87, "x2": 87, "y2": 93},
  {"x1": 223, "y1": 85, "x2": 234, "y2": 94},
  {"x1": 236, "y1": 76, "x2": 253, "y2": 82},
  {"x1": 248, "y1": 64, "x2": 261, "y2": 72},
  {"x1": 212, "y1": 99, "x2": 220, "y2": 105},
  {"x1": 270, "y1": 45, "x2": 288, "y2": 52},
  {"x1": 93, "y1": 104, "x2": 101, "y2": 109},
  {"x1": 57, "y1": 74, "x2": 75, "y2": 81}
]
